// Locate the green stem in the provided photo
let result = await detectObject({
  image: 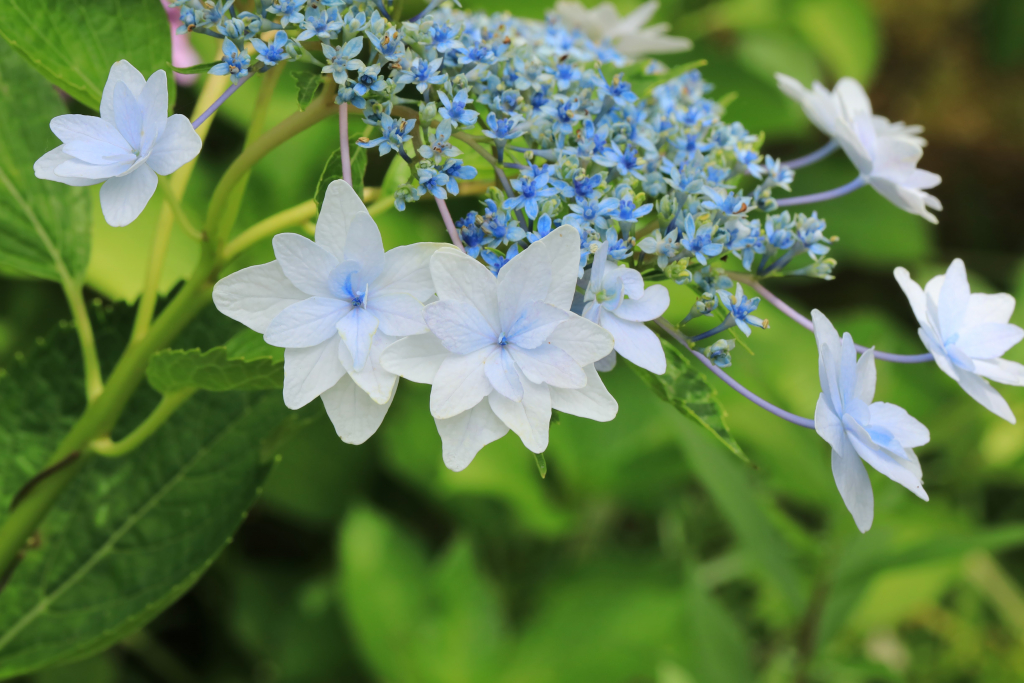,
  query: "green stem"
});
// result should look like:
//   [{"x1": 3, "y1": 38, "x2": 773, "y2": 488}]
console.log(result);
[
  {"x1": 222, "y1": 199, "x2": 319, "y2": 263},
  {"x1": 155, "y1": 176, "x2": 202, "y2": 240},
  {"x1": 91, "y1": 388, "x2": 197, "y2": 458}
]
